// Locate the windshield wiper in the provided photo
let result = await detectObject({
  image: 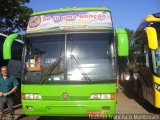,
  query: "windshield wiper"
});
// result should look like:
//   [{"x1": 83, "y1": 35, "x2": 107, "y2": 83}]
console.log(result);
[
  {"x1": 70, "y1": 55, "x2": 91, "y2": 82},
  {"x1": 40, "y1": 48, "x2": 63, "y2": 84},
  {"x1": 40, "y1": 57, "x2": 63, "y2": 84}
]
